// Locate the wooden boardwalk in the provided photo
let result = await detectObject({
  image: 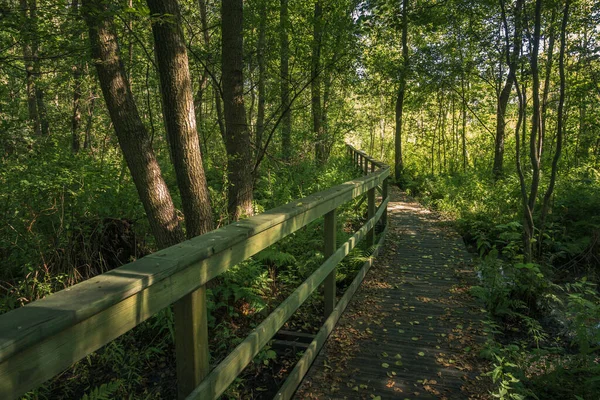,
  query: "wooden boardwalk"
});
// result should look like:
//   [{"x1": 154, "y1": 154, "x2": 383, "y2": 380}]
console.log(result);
[{"x1": 294, "y1": 185, "x2": 486, "y2": 399}]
